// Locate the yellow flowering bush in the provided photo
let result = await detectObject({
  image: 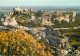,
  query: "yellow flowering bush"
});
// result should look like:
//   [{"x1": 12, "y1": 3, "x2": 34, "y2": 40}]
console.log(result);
[{"x1": 0, "y1": 29, "x2": 53, "y2": 56}]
